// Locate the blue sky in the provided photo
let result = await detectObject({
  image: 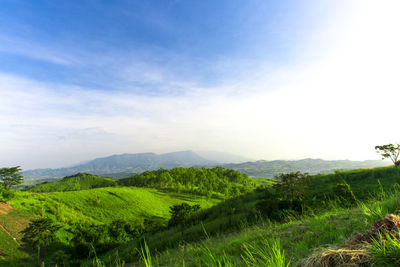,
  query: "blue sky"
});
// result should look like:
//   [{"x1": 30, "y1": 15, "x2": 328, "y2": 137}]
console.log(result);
[
  {"x1": 1, "y1": 0, "x2": 400, "y2": 169},
  {"x1": 0, "y1": 0, "x2": 327, "y2": 92}
]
